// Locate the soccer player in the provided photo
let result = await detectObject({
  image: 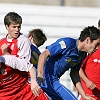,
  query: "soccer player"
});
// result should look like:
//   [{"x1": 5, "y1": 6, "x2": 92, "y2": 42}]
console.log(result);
[
  {"x1": 79, "y1": 53, "x2": 100, "y2": 100},
  {"x1": 0, "y1": 12, "x2": 50, "y2": 100},
  {"x1": 0, "y1": 28, "x2": 47, "y2": 74},
  {"x1": 28, "y1": 28, "x2": 47, "y2": 69},
  {"x1": 79, "y1": 20, "x2": 100, "y2": 100},
  {"x1": 36, "y1": 26, "x2": 100, "y2": 100}
]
